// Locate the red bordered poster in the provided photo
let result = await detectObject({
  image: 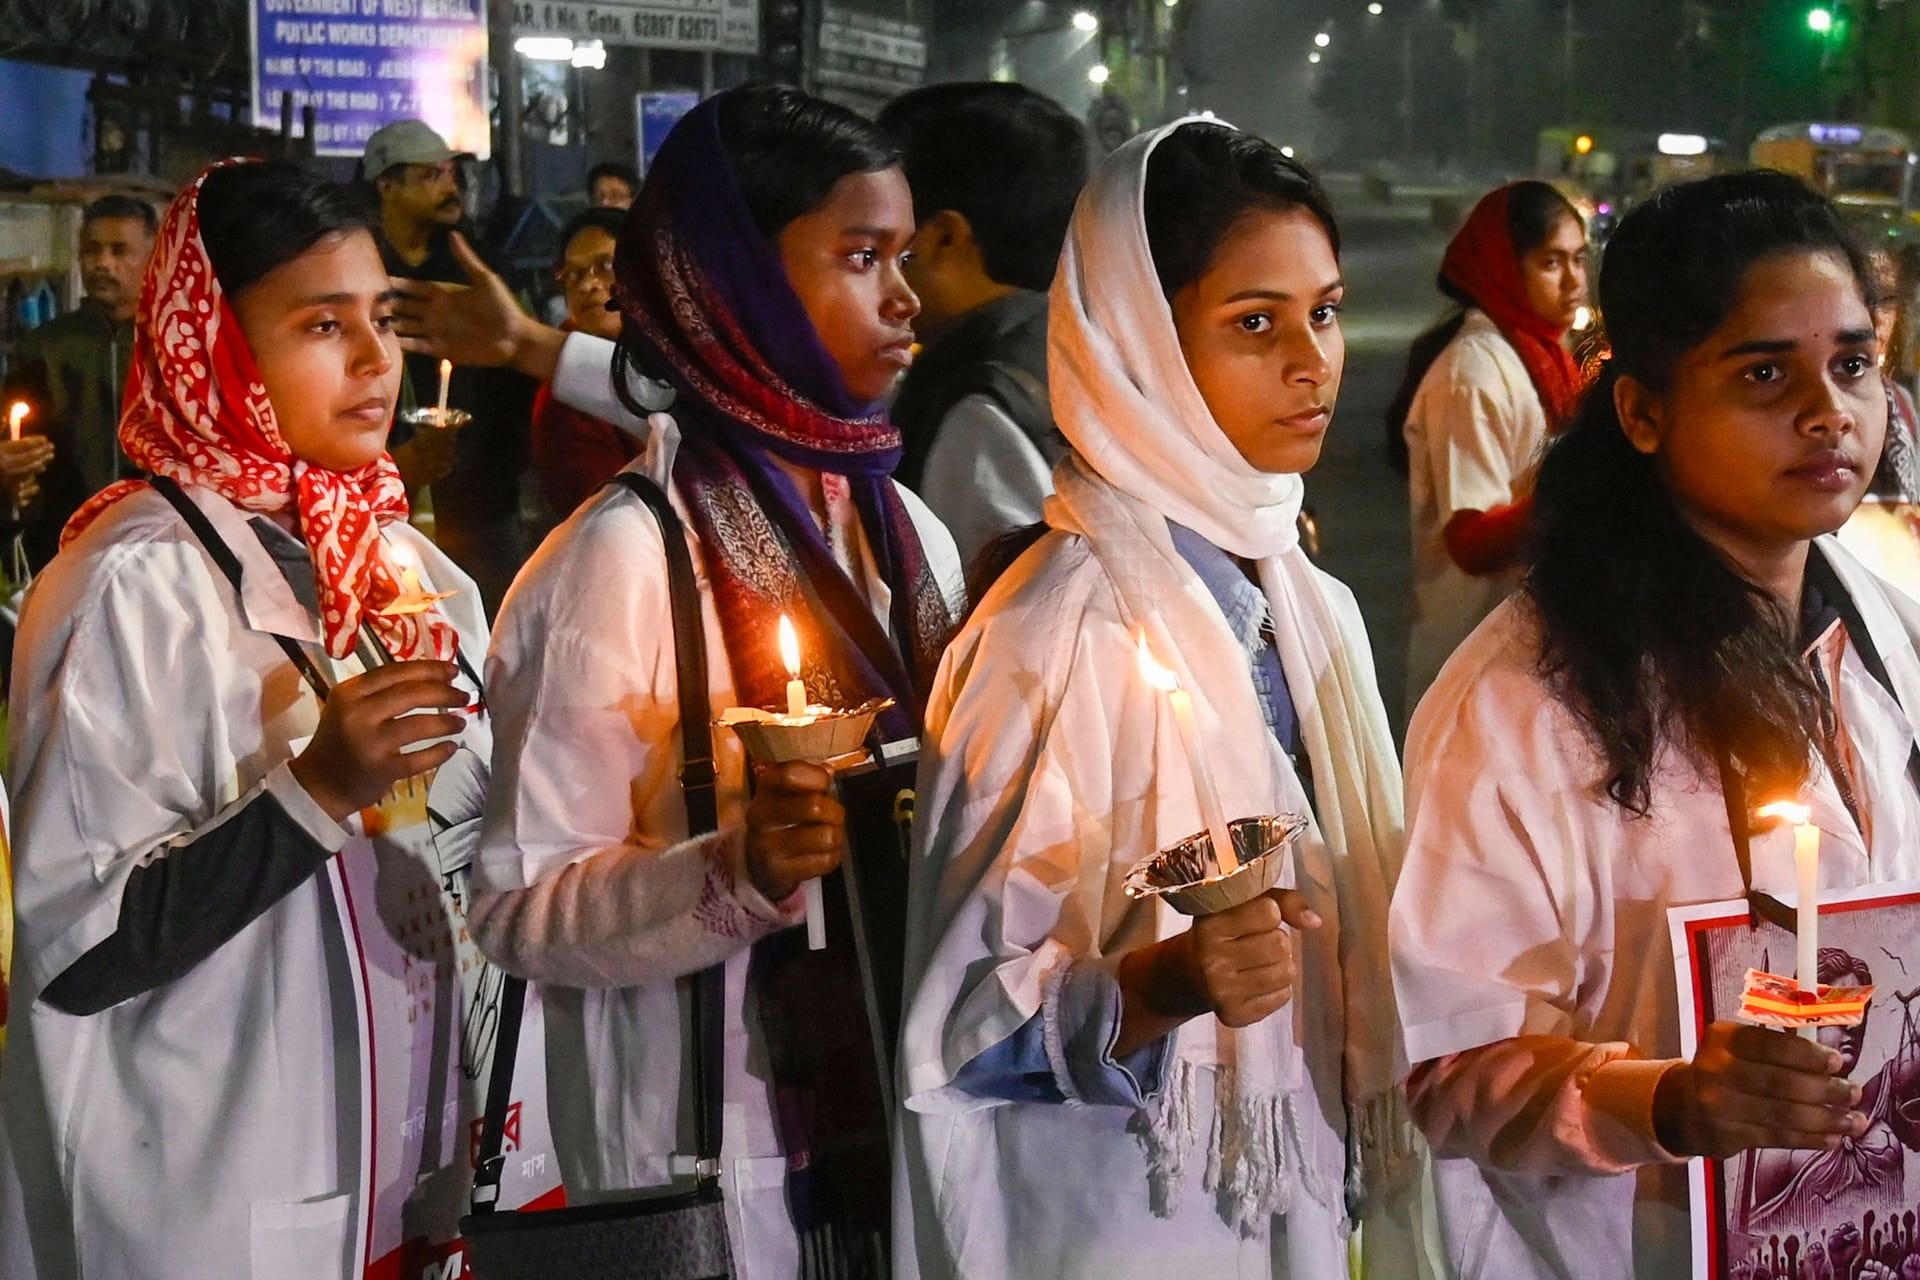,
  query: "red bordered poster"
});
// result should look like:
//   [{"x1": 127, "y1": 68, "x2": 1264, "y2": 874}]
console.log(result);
[{"x1": 1670, "y1": 883, "x2": 1920, "y2": 1280}]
